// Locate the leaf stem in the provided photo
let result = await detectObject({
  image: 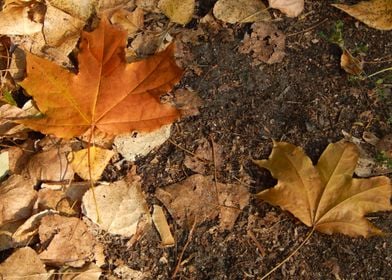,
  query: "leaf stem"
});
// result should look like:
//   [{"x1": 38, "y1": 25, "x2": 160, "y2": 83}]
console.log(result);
[
  {"x1": 260, "y1": 227, "x2": 315, "y2": 279},
  {"x1": 367, "y1": 67, "x2": 392, "y2": 78},
  {"x1": 88, "y1": 128, "x2": 101, "y2": 223}
]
